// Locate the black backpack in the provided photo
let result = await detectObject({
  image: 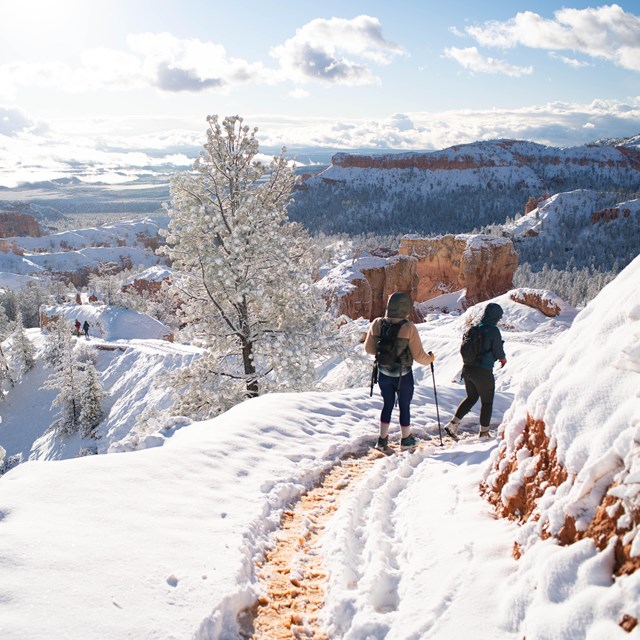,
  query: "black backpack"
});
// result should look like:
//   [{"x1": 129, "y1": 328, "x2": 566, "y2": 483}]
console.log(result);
[
  {"x1": 460, "y1": 324, "x2": 486, "y2": 366},
  {"x1": 376, "y1": 319, "x2": 409, "y2": 368}
]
